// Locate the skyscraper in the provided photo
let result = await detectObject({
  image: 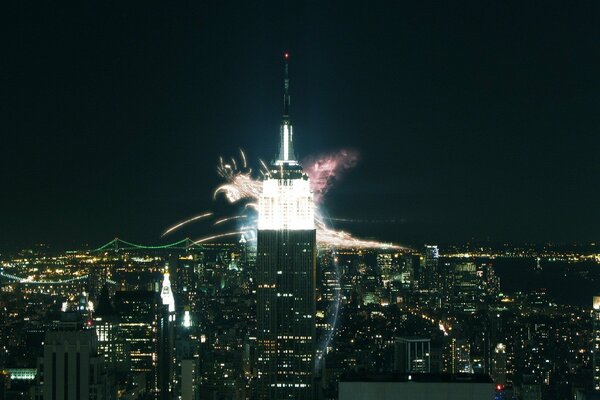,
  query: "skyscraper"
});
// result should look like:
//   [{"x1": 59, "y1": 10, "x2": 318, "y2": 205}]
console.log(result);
[
  {"x1": 393, "y1": 337, "x2": 431, "y2": 373},
  {"x1": 159, "y1": 269, "x2": 176, "y2": 400},
  {"x1": 93, "y1": 286, "x2": 127, "y2": 372},
  {"x1": 422, "y1": 245, "x2": 439, "y2": 292},
  {"x1": 114, "y1": 291, "x2": 160, "y2": 395},
  {"x1": 593, "y1": 296, "x2": 600, "y2": 391},
  {"x1": 38, "y1": 318, "x2": 115, "y2": 400},
  {"x1": 255, "y1": 53, "x2": 317, "y2": 399}
]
